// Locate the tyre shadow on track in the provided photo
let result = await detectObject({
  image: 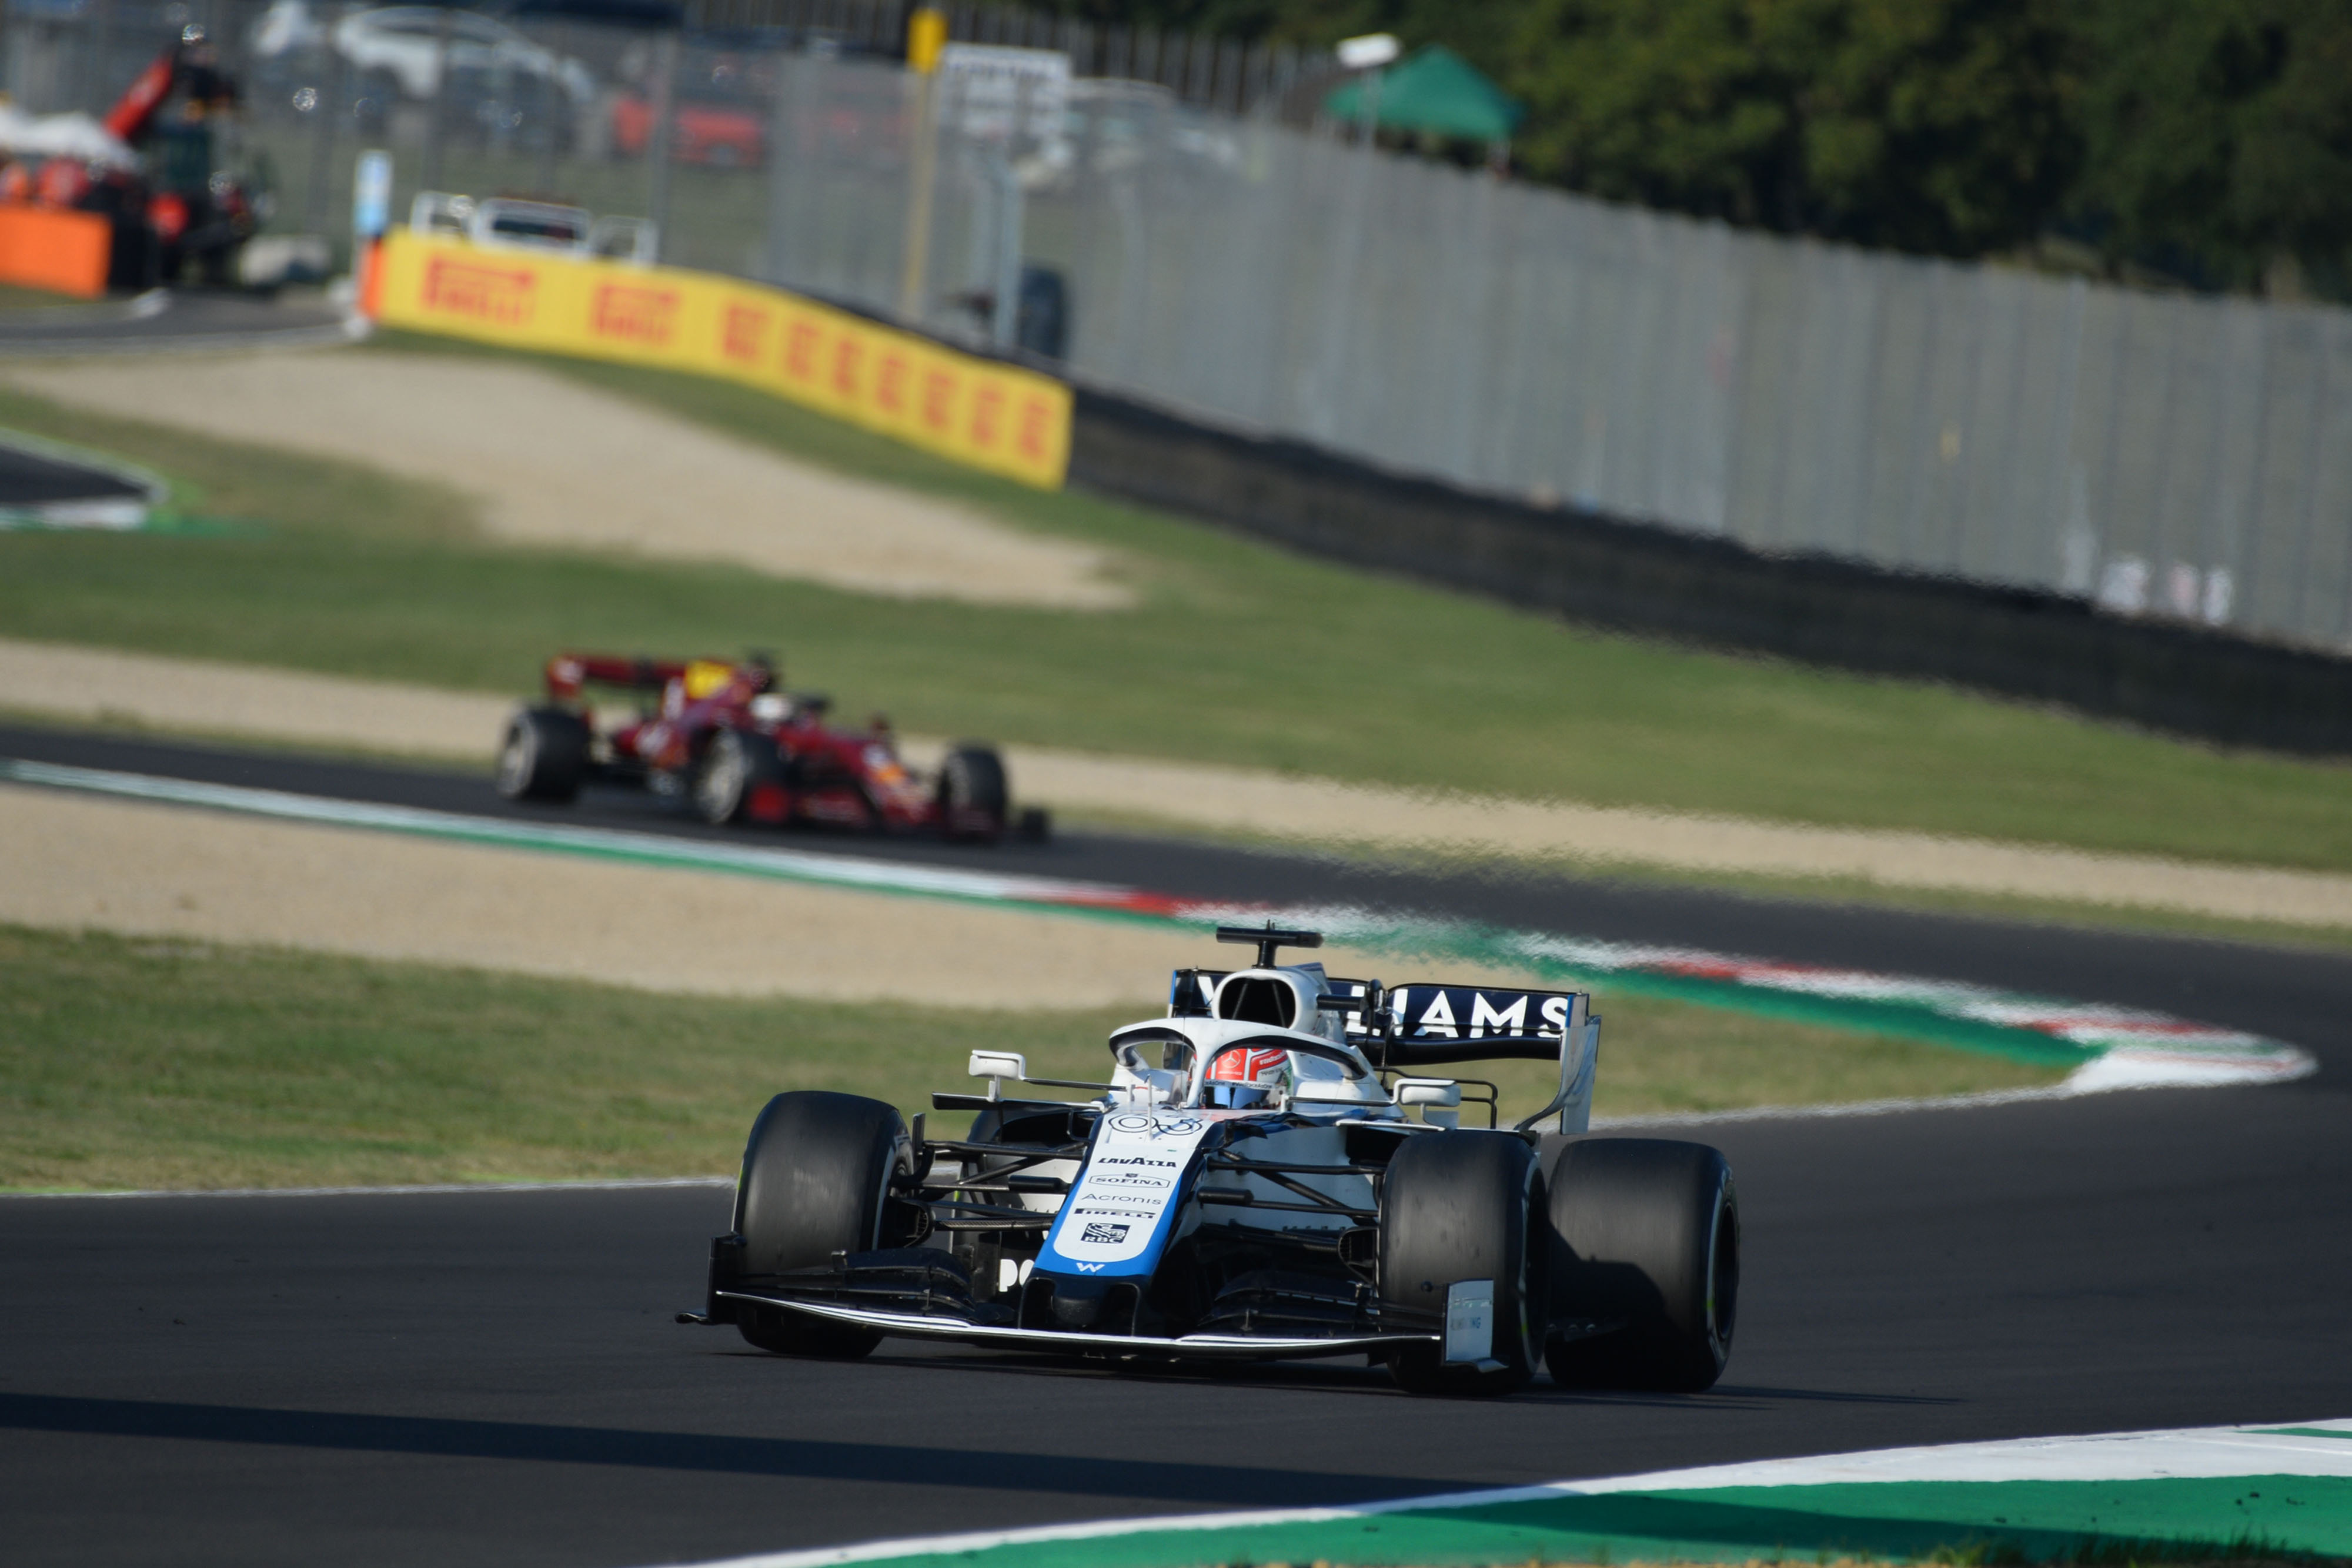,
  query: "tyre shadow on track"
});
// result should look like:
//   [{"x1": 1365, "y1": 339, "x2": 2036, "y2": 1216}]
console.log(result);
[{"x1": 0, "y1": 1391, "x2": 1461, "y2": 1504}]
